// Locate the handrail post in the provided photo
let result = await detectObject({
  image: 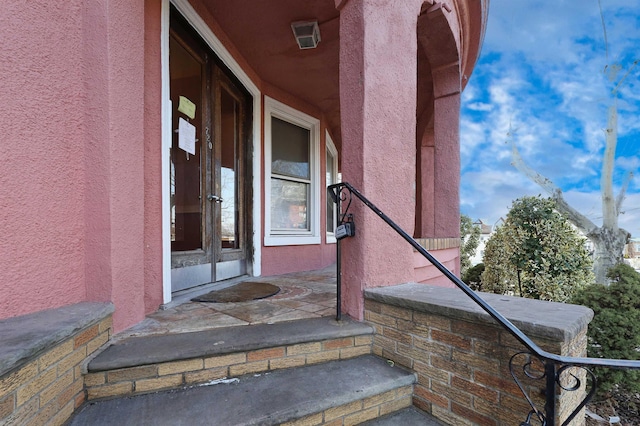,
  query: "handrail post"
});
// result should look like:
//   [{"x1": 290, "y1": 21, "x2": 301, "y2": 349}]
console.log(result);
[{"x1": 329, "y1": 185, "x2": 342, "y2": 321}]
